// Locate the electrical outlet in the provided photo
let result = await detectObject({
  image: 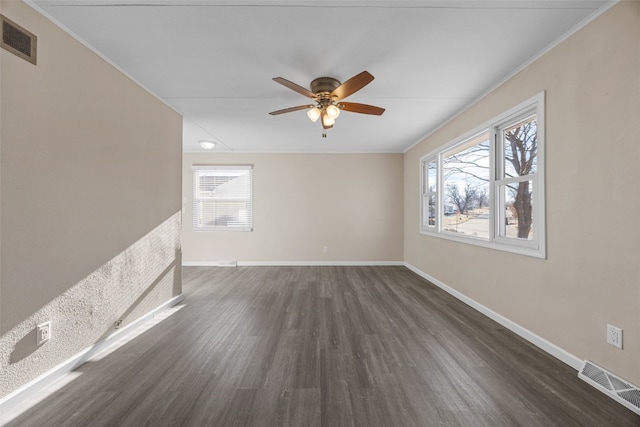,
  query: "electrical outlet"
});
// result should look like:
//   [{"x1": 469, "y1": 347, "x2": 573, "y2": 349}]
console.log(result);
[
  {"x1": 36, "y1": 321, "x2": 51, "y2": 345},
  {"x1": 323, "y1": 245, "x2": 328, "y2": 253},
  {"x1": 607, "y1": 324, "x2": 623, "y2": 349}
]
